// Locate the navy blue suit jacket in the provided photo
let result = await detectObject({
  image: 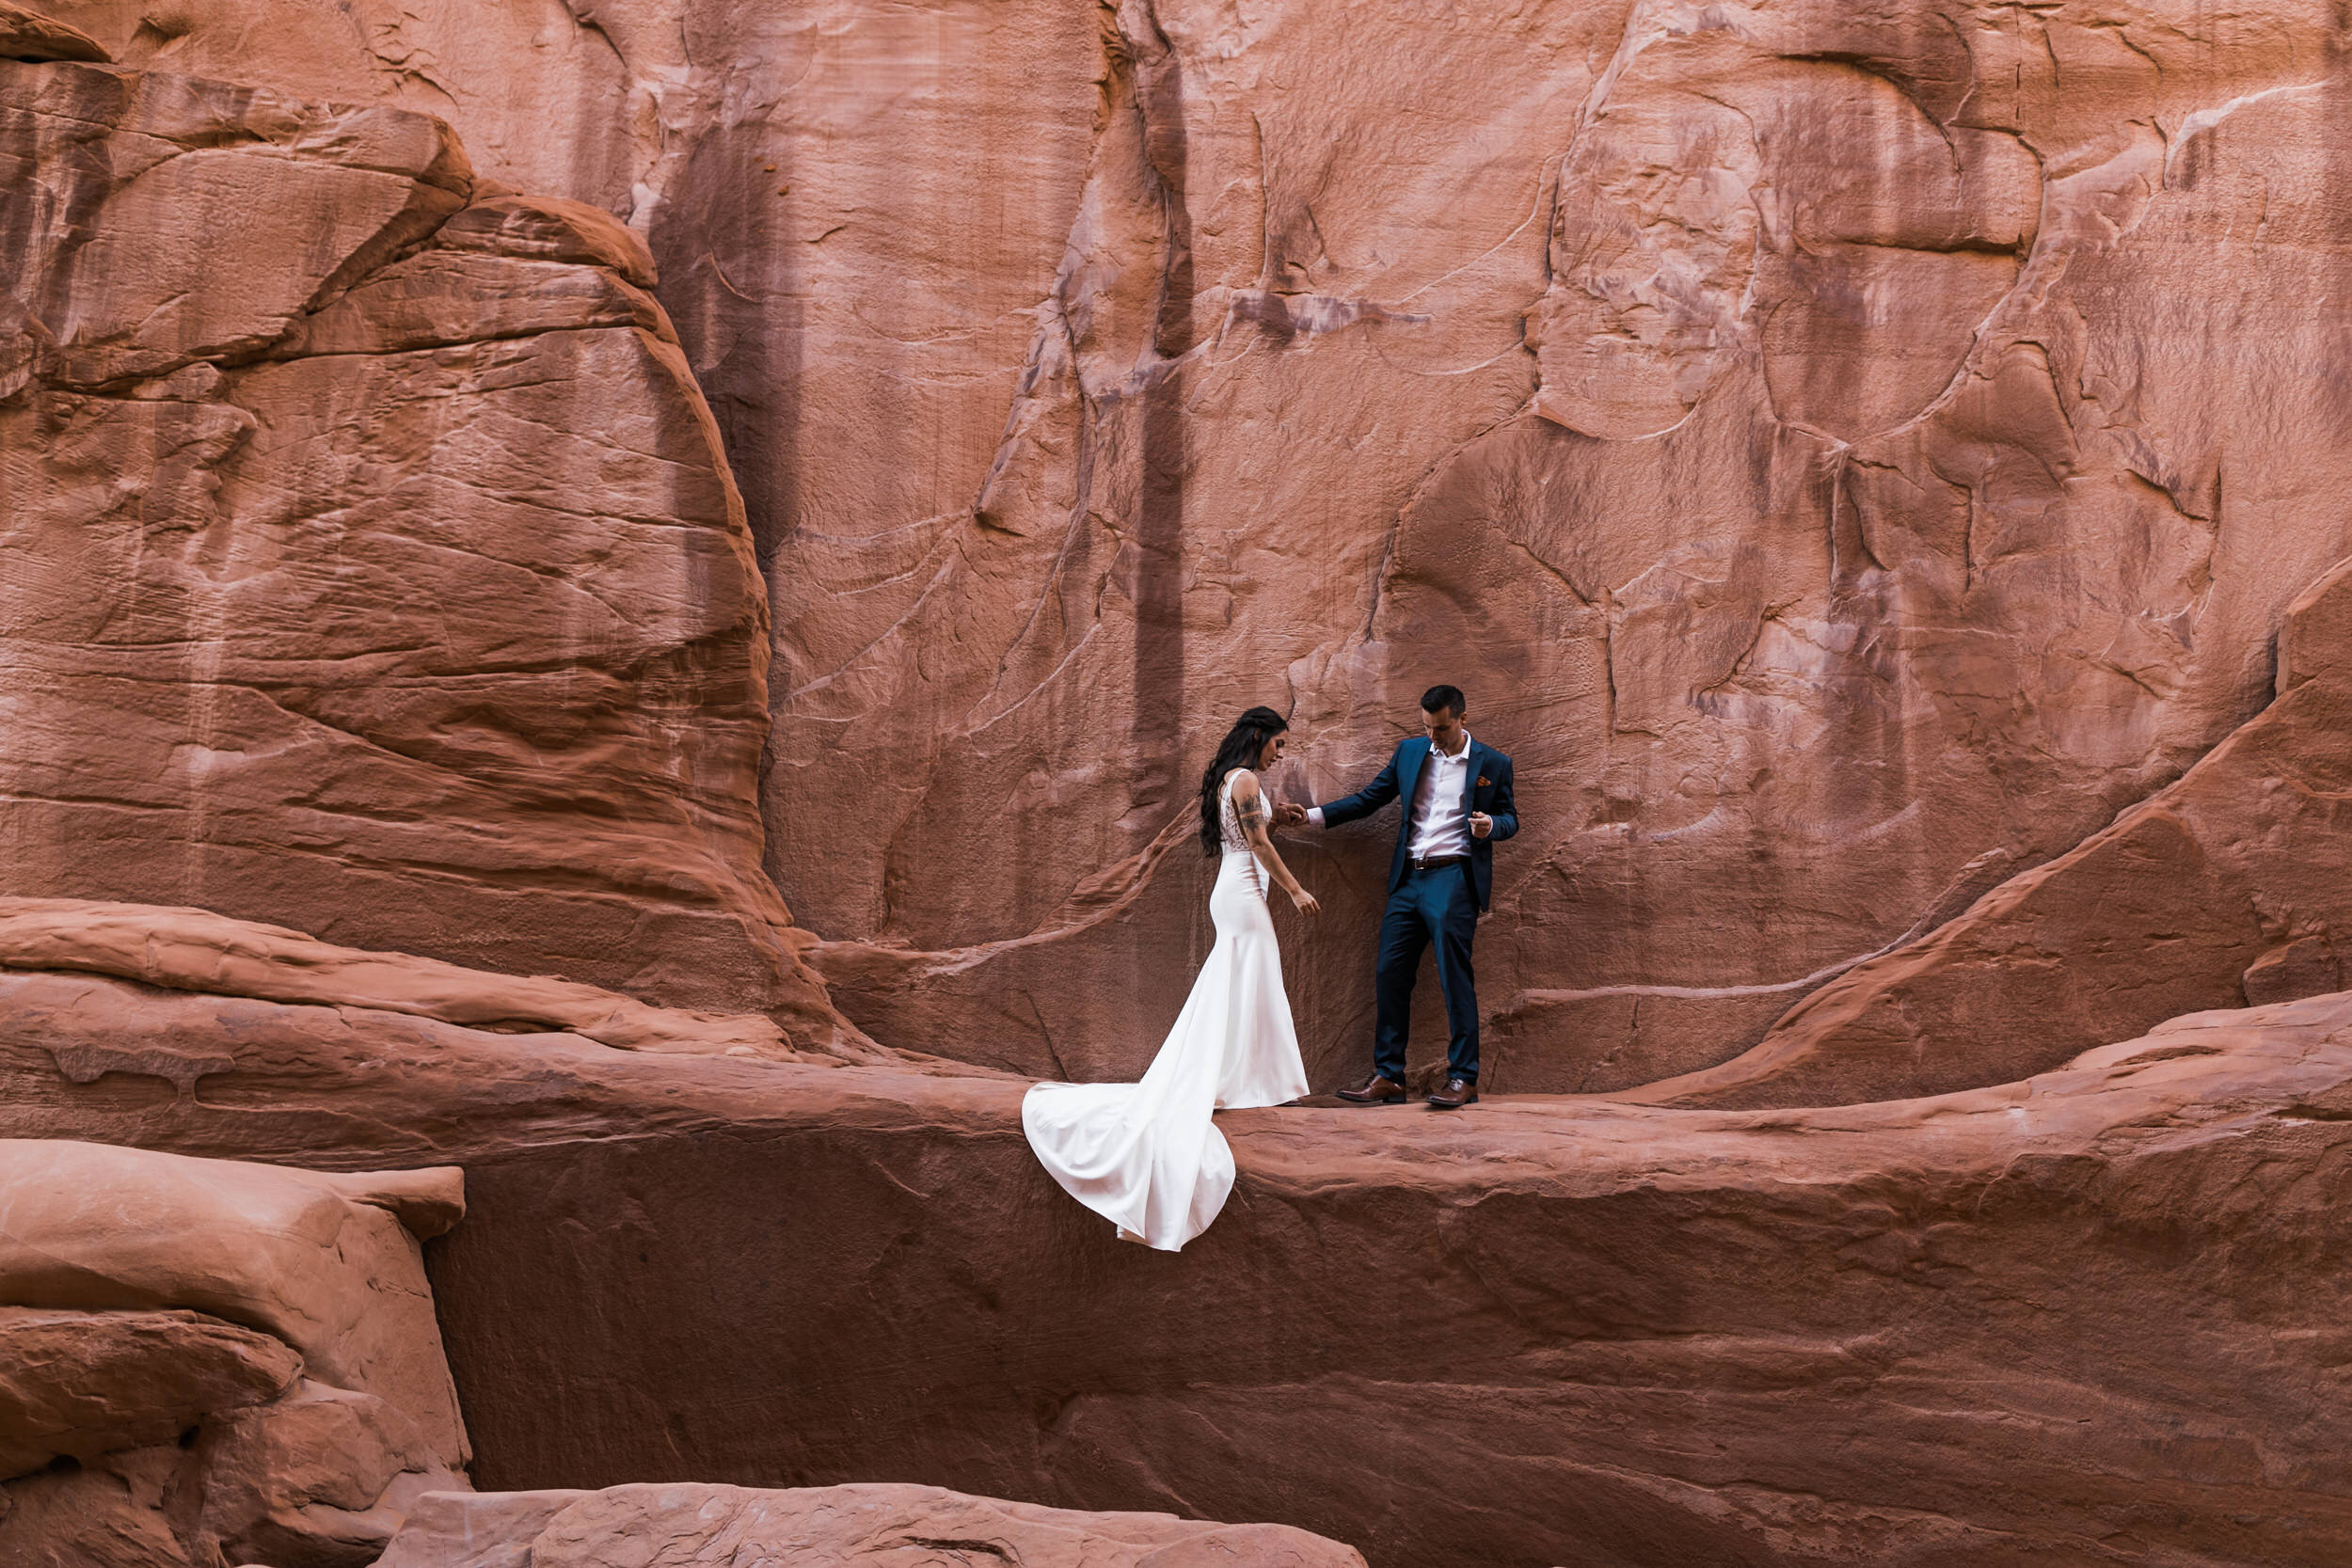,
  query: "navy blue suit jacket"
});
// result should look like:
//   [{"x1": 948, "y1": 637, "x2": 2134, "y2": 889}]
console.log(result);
[{"x1": 1318, "y1": 736, "x2": 1518, "y2": 911}]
